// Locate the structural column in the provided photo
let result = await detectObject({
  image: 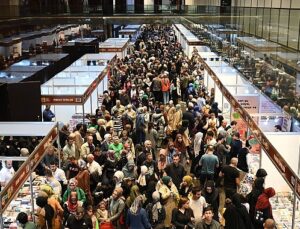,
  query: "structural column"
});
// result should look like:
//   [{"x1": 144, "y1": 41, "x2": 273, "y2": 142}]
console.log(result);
[
  {"x1": 135, "y1": 0, "x2": 144, "y2": 13},
  {"x1": 115, "y1": 0, "x2": 127, "y2": 13},
  {"x1": 103, "y1": 0, "x2": 113, "y2": 15}
]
